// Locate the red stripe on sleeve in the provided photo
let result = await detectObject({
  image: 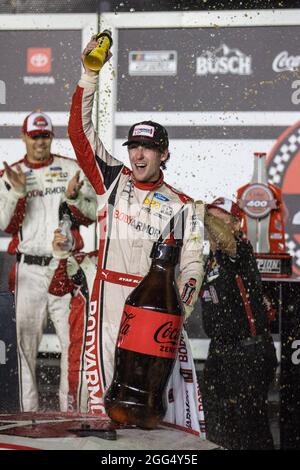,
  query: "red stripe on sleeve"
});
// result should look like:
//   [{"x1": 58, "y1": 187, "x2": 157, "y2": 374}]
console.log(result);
[
  {"x1": 235, "y1": 275, "x2": 257, "y2": 337},
  {"x1": 68, "y1": 86, "x2": 105, "y2": 195}
]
